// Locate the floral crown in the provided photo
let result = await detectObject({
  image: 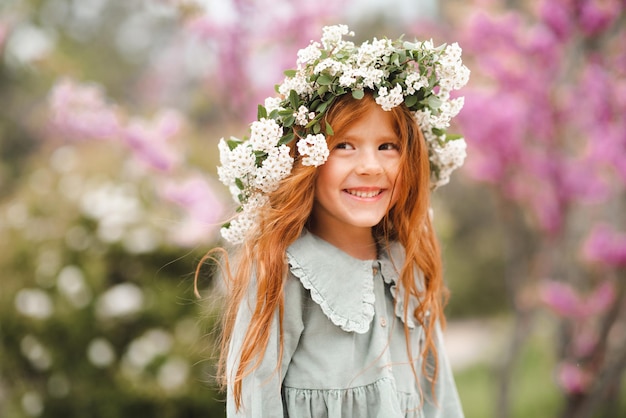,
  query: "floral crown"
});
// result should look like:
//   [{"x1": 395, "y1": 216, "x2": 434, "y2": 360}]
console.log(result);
[{"x1": 217, "y1": 25, "x2": 470, "y2": 244}]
